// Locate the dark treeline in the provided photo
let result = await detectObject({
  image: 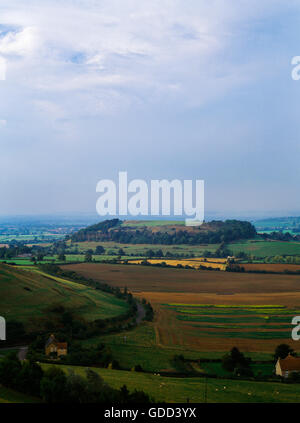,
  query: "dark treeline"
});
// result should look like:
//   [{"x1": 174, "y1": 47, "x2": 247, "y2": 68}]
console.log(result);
[
  {"x1": 70, "y1": 219, "x2": 257, "y2": 245},
  {"x1": 0, "y1": 353, "x2": 152, "y2": 403},
  {"x1": 260, "y1": 231, "x2": 300, "y2": 242}
]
